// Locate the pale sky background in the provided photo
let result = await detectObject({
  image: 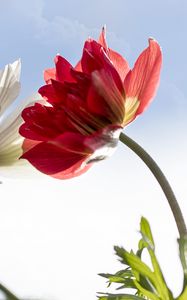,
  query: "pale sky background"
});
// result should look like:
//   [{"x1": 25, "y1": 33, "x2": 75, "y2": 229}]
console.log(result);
[{"x1": 0, "y1": 0, "x2": 187, "y2": 299}]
